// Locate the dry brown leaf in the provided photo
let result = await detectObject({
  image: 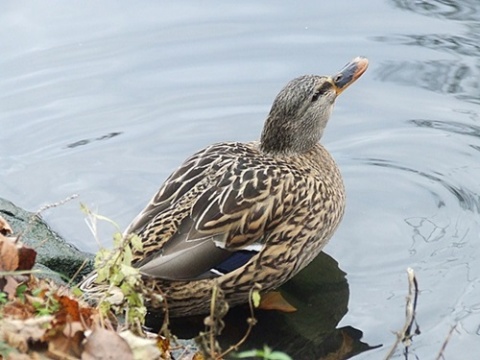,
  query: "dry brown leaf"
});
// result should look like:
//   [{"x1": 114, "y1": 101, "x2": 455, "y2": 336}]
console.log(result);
[
  {"x1": 258, "y1": 291, "x2": 297, "y2": 312},
  {"x1": 0, "y1": 234, "x2": 19, "y2": 271},
  {"x1": 54, "y1": 295, "x2": 93, "y2": 325},
  {"x1": 0, "y1": 316, "x2": 52, "y2": 357},
  {"x1": 47, "y1": 328, "x2": 85, "y2": 359},
  {"x1": 1, "y1": 316, "x2": 52, "y2": 340},
  {"x1": 2, "y1": 299, "x2": 36, "y2": 319},
  {"x1": 2, "y1": 275, "x2": 20, "y2": 299},
  {"x1": 0, "y1": 214, "x2": 13, "y2": 235},
  {"x1": 82, "y1": 328, "x2": 134, "y2": 360},
  {"x1": 192, "y1": 353, "x2": 206, "y2": 360},
  {"x1": 62, "y1": 321, "x2": 85, "y2": 338},
  {"x1": 3, "y1": 330, "x2": 29, "y2": 353},
  {"x1": 17, "y1": 246, "x2": 37, "y2": 271},
  {"x1": 156, "y1": 335, "x2": 170, "y2": 355}
]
